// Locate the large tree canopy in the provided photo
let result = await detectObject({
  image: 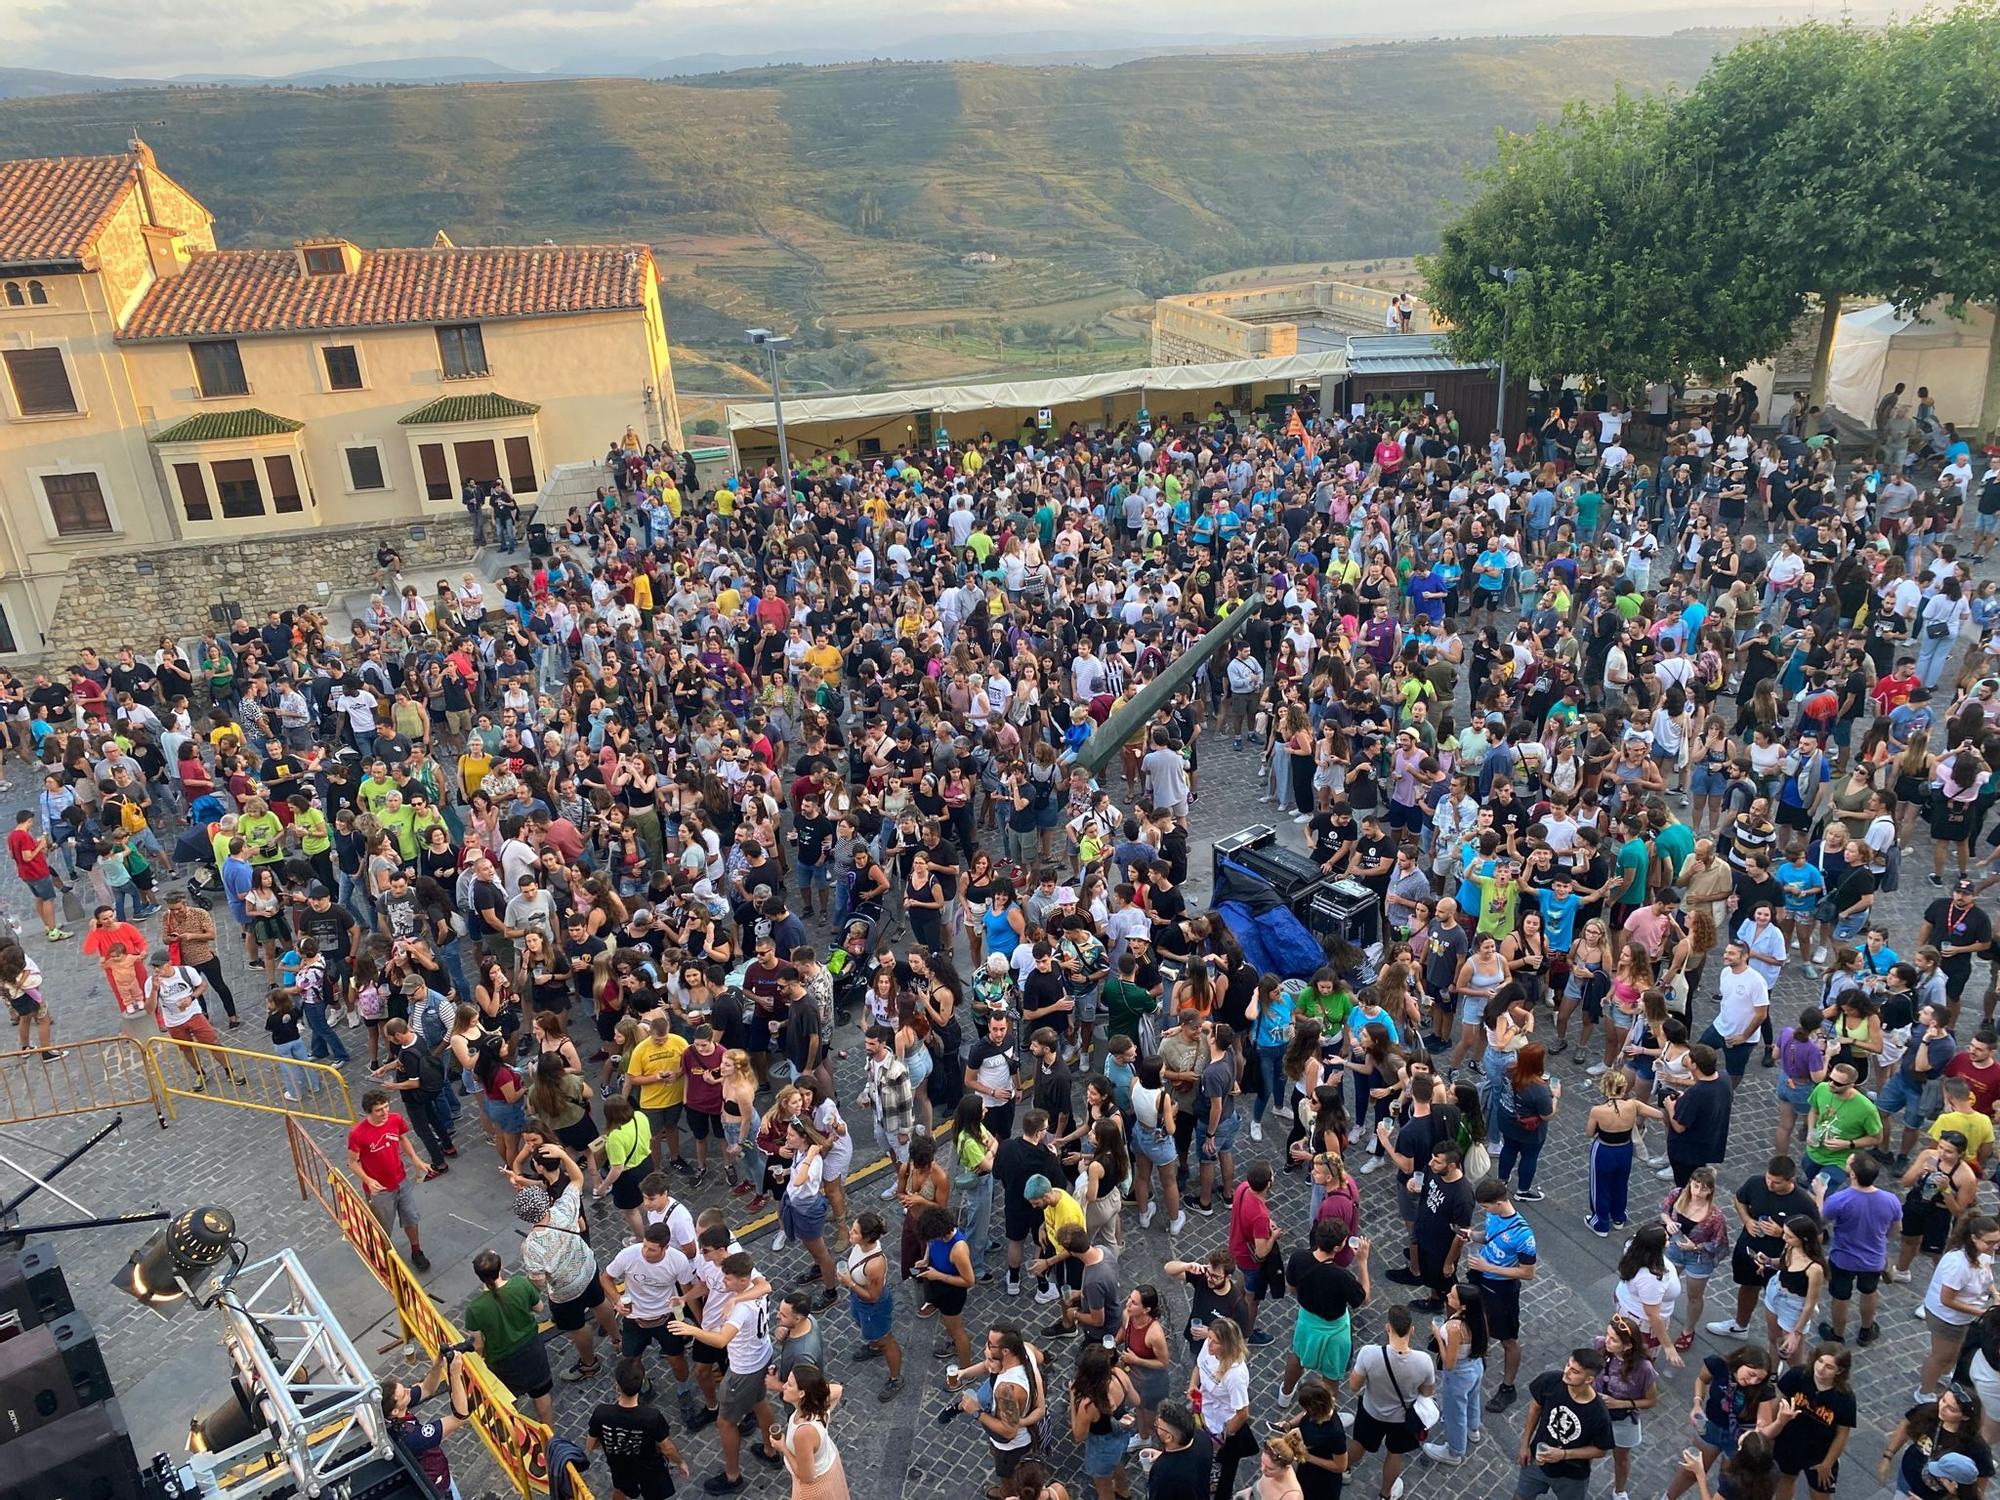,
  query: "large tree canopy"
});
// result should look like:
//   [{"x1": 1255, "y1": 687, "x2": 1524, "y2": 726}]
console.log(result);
[
  {"x1": 1423, "y1": 2, "x2": 2000, "y2": 395},
  {"x1": 1421, "y1": 92, "x2": 1801, "y2": 389}
]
